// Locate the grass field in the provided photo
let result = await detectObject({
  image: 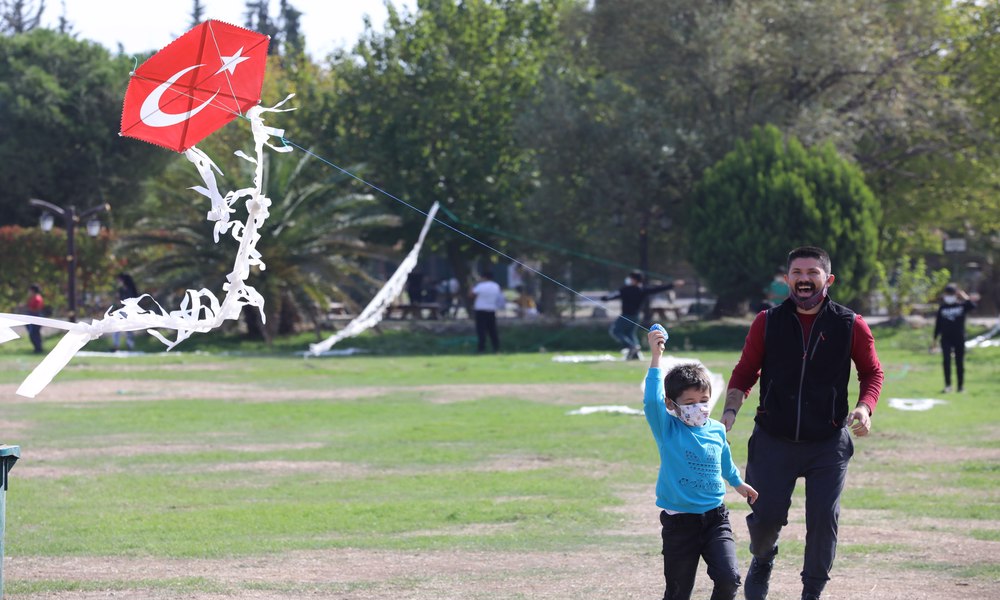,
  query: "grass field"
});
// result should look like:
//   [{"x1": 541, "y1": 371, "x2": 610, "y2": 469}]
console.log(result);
[{"x1": 1, "y1": 318, "x2": 998, "y2": 599}]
